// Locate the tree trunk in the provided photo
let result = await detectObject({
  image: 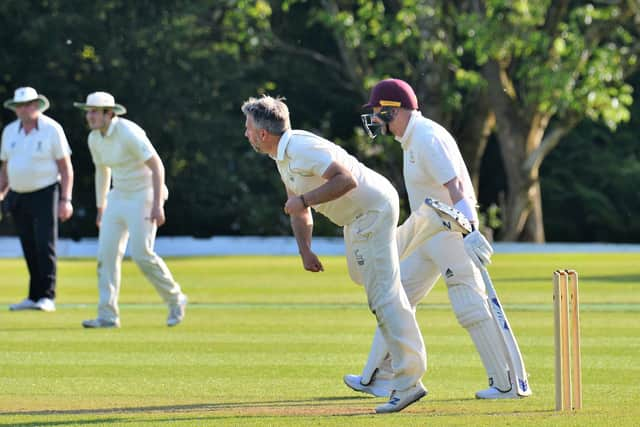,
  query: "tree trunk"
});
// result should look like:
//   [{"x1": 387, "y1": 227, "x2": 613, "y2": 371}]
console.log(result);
[
  {"x1": 499, "y1": 173, "x2": 545, "y2": 242},
  {"x1": 453, "y1": 93, "x2": 495, "y2": 191},
  {"x1": 482, "y1": 60, "x2": 547, "y2": 242},
  {"x1": 522, "y1": 180, "x2": 546, "y2": 242}
]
